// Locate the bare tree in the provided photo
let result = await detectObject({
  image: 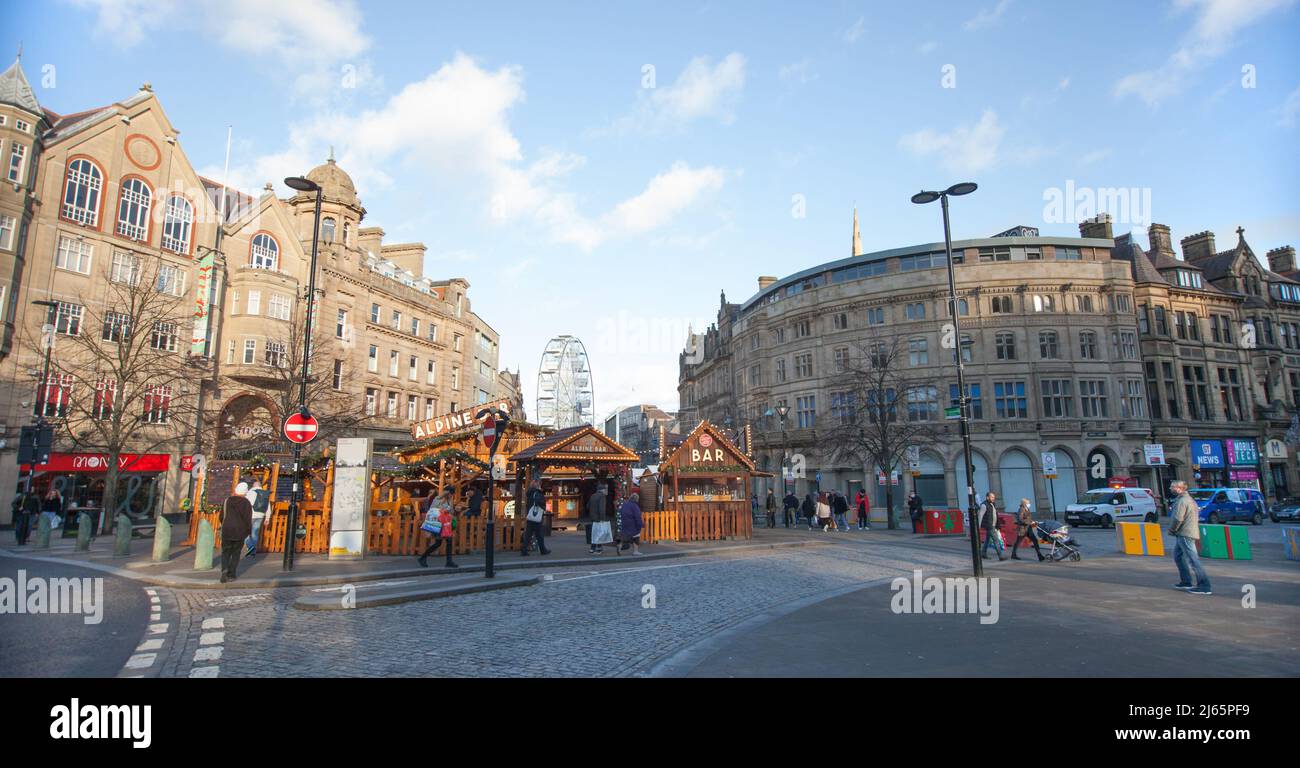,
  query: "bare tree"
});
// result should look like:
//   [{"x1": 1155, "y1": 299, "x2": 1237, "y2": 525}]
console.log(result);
[
  {"x1": 28, "y1": 256, "x2": 209, "y2": 522},
  {"x1": 823, "y1": 332, "x2": 944, "y2": 529},
  {"x1": 219, "y1": 297, "x2": 372, "y2": 456}
]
